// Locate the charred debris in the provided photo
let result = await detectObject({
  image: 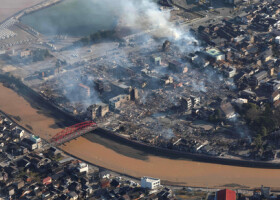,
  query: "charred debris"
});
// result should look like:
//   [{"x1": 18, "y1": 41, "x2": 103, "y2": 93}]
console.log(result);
[{"x1": 3, "y1": 0, "x2": 280, "y2": 161}]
